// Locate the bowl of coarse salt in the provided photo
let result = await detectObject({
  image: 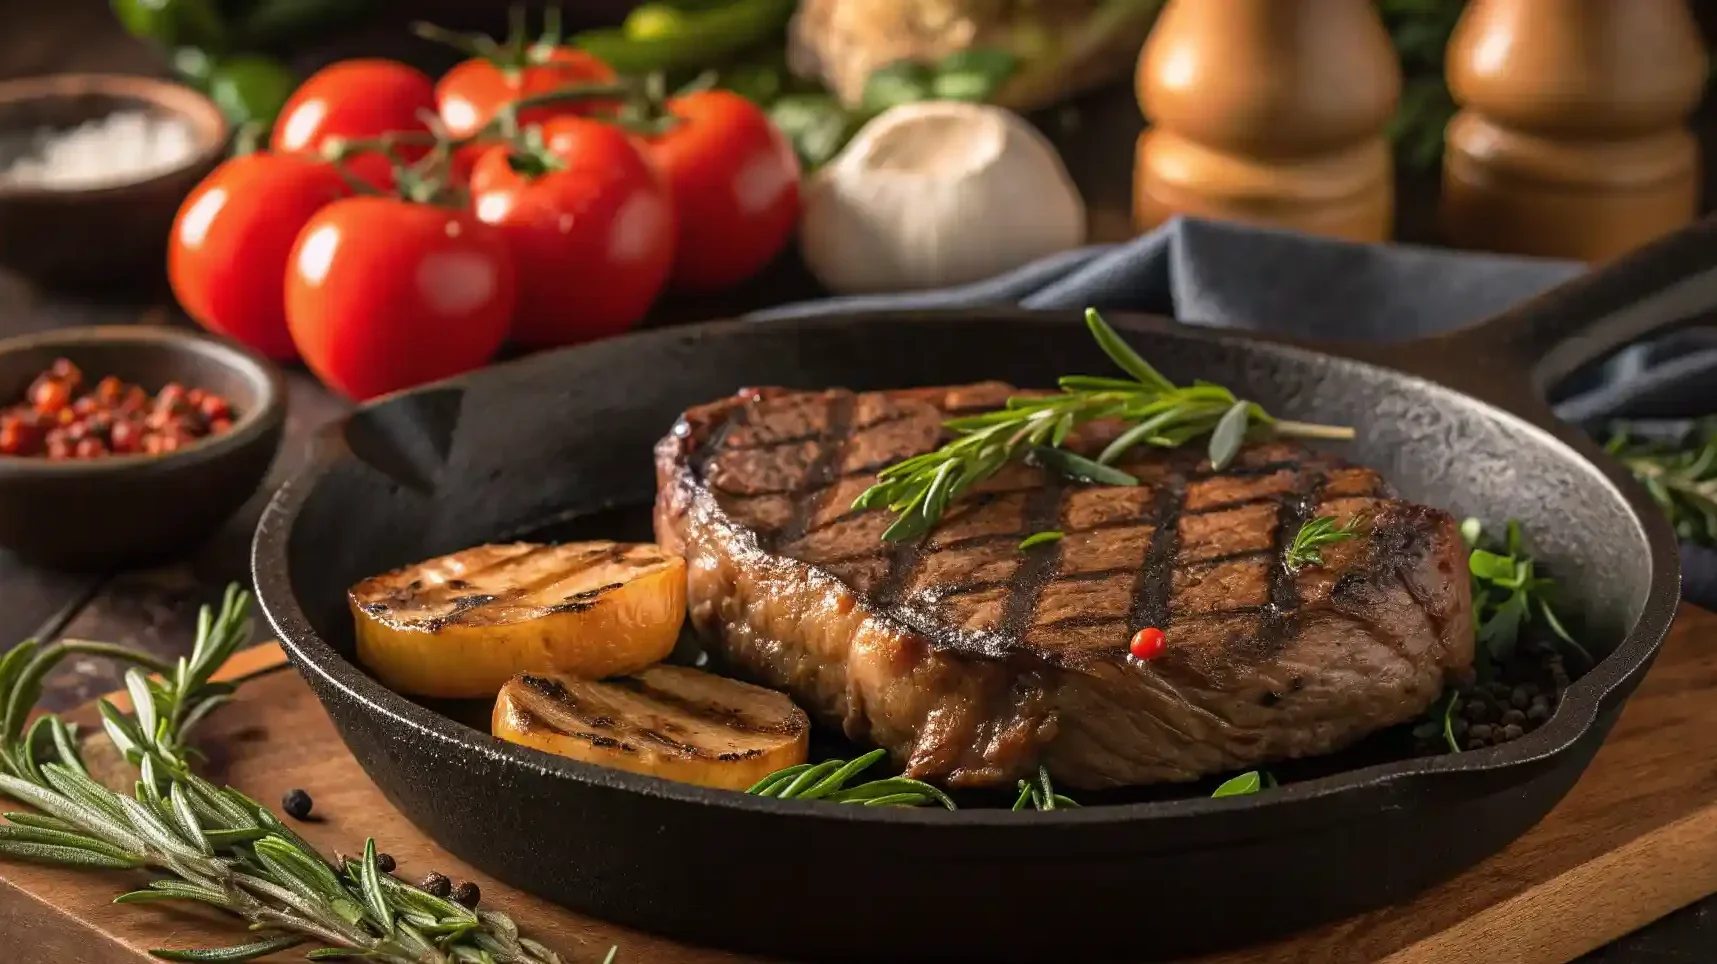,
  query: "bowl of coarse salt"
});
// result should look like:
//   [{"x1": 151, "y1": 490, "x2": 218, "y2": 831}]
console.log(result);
[{"x1": 0, "y1": 74, "x2": 227, "y2": 292}]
